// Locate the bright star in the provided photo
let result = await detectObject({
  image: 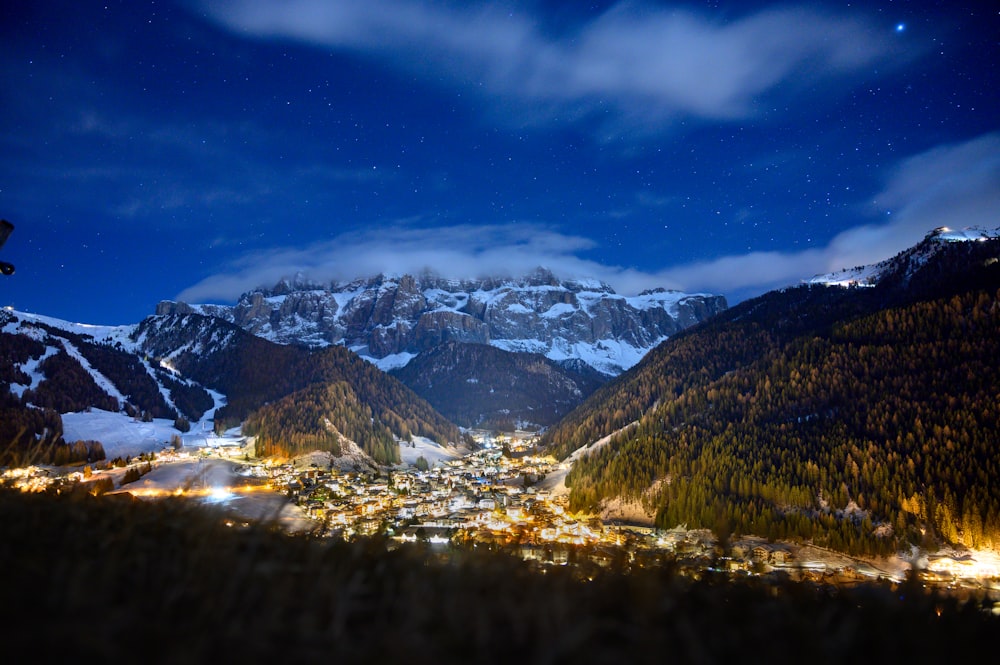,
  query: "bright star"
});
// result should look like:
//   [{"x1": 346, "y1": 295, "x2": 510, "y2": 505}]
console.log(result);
[{"x1": 895, "y1": 23, "x2": 906, "y2": 33}]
